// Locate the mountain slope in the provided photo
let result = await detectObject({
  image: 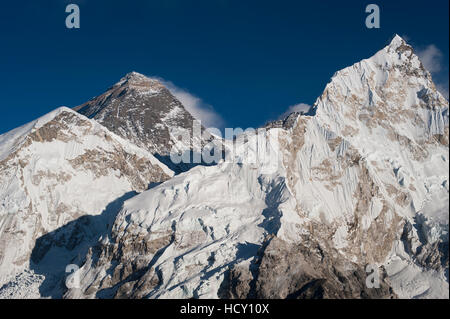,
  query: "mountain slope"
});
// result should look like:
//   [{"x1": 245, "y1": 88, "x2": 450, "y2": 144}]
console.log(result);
[
  {"x1": 64, "y1": 35, "x2": 448, "y2": 299},
  {"x1": 75, "y1": 72, "x2": 221, "y2": 173},
  {"x1": 0, "y1": 107, "x2": 173, "y2": 294}
]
